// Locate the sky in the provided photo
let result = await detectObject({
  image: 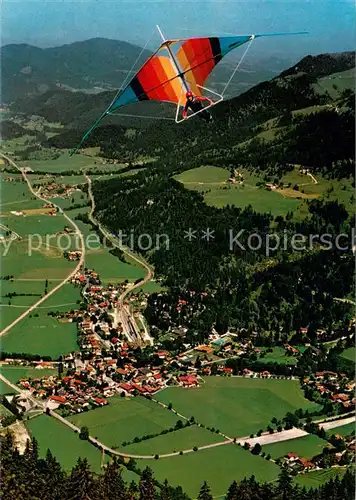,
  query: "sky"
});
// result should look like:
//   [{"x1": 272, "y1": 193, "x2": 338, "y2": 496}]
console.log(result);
[{"x1": 1, "y1": 0, "x2": 355, "y2": 61}]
